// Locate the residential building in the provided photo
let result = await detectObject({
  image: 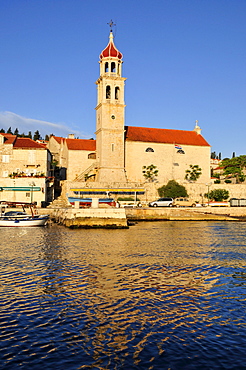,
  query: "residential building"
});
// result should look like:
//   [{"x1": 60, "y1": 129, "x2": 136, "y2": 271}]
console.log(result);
[
  {"x1": 47, "y1": 135, "x2": 96, "y2": 182},
  {"x1": 0, "y1": 133, "x2": 52, "y2": 205}
]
